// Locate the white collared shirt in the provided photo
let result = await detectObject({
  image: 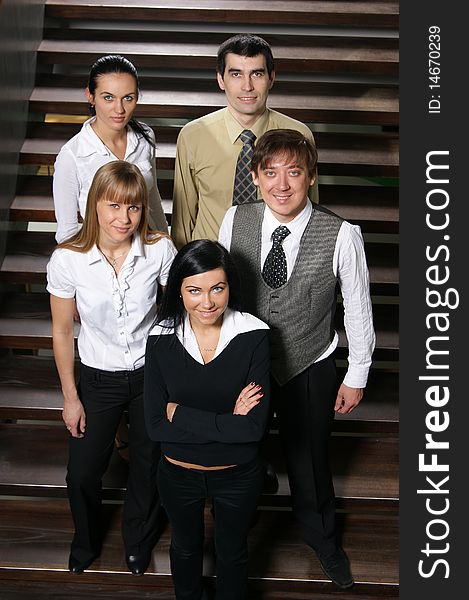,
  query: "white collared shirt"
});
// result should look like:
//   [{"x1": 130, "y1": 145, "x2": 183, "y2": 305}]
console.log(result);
[
  {"x1": 218, "y1": 201, "x2": 375, "y2": 388},
  {"x1": 47, "y1": 235, "x2": 177, "y2": 371},
  {"x1": 150, "y1": 308, "x2": 269, "y2": 365},
  {"x1": 53, "y1": 117, "x2": 168, "y2": 243}
]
